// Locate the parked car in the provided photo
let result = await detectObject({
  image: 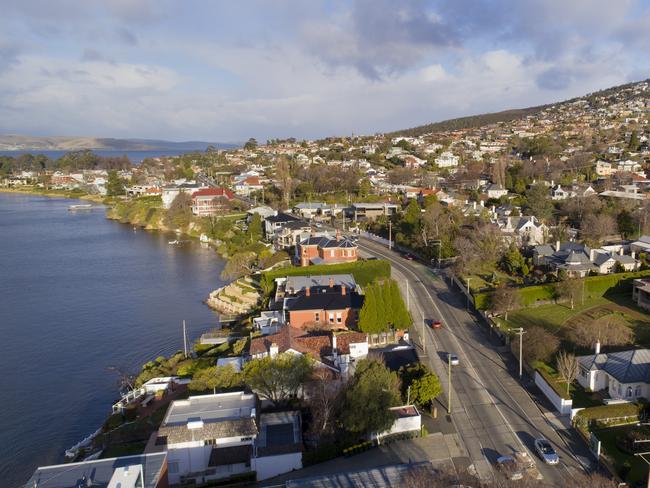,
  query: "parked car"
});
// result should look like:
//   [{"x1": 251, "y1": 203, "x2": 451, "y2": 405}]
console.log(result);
[
  {"x1": 431, "y1": 320, "x2": 442, "y2": 329},
  {"x1": 534, "y1": 438, "x2": 559, "y2": 464},
  {"x1": 448, "y1": 353, "x2": 459, "y2": 366},
  {"x1": 496, "y1": 451, "x2": 542, "y2": 481},
  {"x1": 403, "y1": 253, "x2": 414, "y2": 260}
]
